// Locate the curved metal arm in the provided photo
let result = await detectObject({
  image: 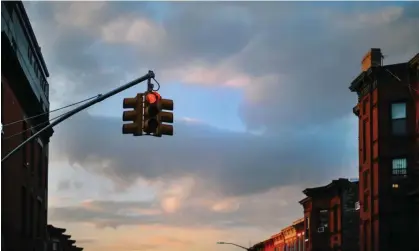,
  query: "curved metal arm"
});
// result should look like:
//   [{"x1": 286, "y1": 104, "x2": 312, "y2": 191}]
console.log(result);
[
  {"x1": 1, "y1": 71, "x2": 155, "y2": 163},
  {"x1": 217, "y1": 242, "x2": 249, "y2": 250}
]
